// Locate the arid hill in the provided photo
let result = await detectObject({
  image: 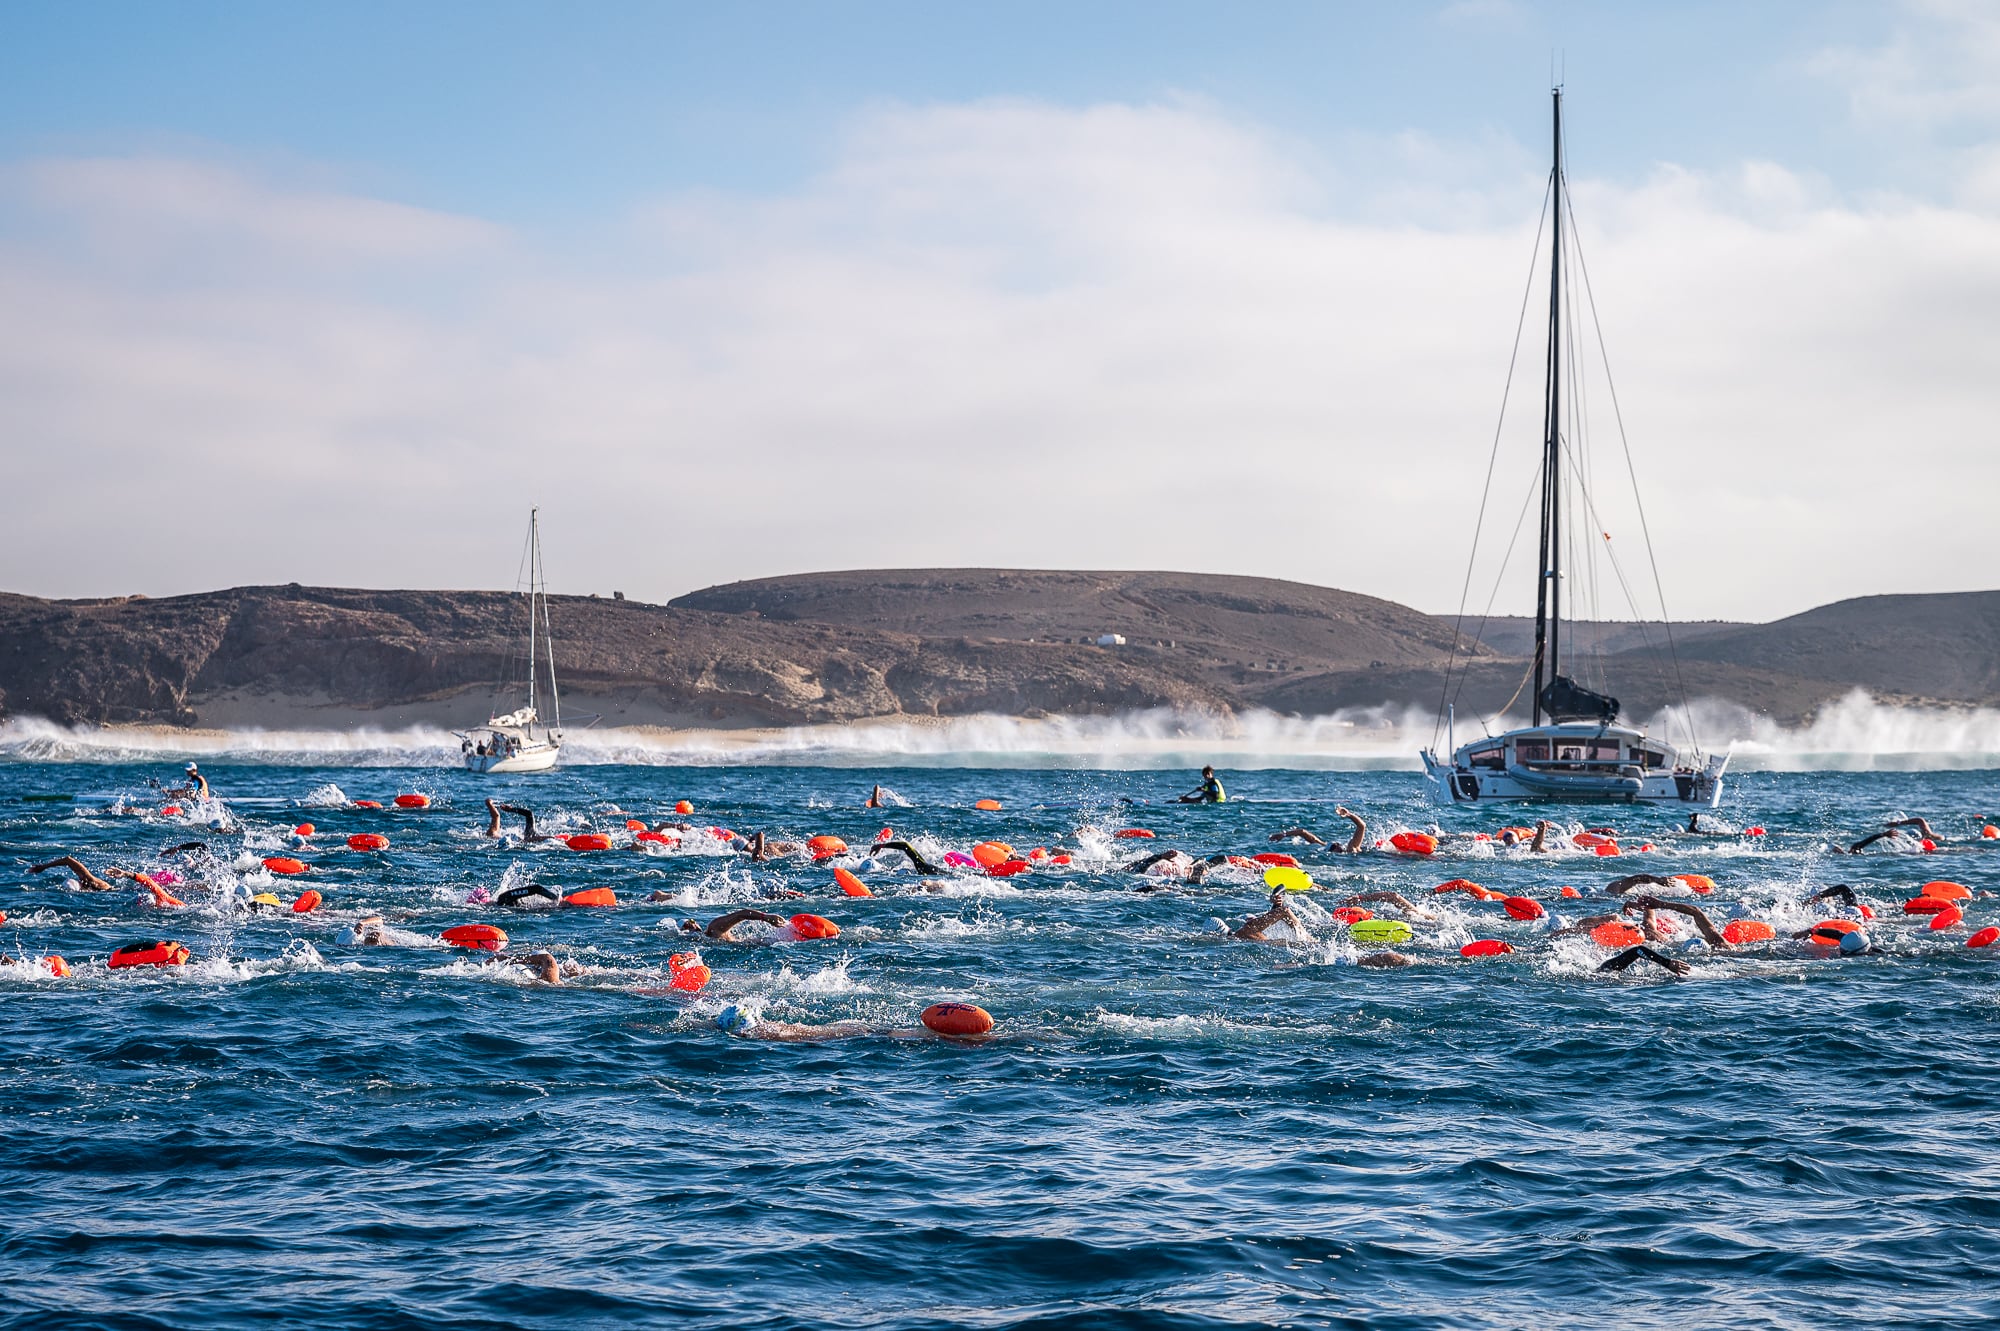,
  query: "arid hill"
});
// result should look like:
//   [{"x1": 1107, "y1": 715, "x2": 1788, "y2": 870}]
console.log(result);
[{"x1": 0, "y1": 572, "x2": 1993, "y2": 730}]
